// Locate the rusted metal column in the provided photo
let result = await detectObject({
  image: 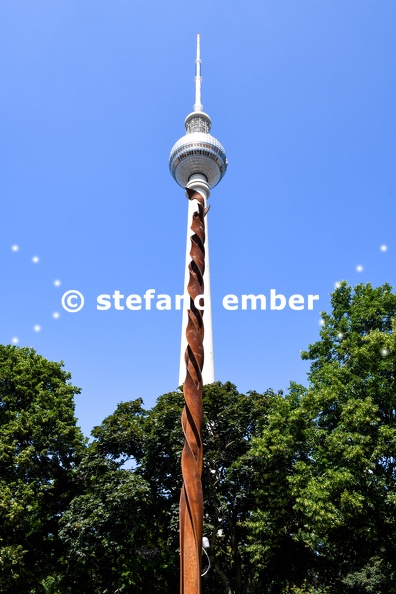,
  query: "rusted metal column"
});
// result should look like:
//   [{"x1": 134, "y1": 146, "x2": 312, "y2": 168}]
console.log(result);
[{"x1": 180, "y1": 187, "x2": 207, "y2": 593}]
